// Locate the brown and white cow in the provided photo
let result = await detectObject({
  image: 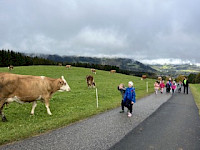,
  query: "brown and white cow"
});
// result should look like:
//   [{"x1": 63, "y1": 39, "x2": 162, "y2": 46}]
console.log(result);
[
  {"x1": 110, "y1": 70, "x2": 116, "y2": 73},
  {"x1": 86, "y1": 75, "x2": 95, "y2": 88},
  {"x1": 8, "y1": 65, "x2": 14, "y2": 71},
  {"x1": 58, "y1": 63, "x2": 62, "y2": 66},
  {"x1": 91, "y1": 69, "x2": 96, "y2": 74},
  {"x1": 0, "y1": 73, "x2": 71, "y2": 122},
  {"x1": 66, "y1": 65, "x2": 71, "y2": 69}
]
